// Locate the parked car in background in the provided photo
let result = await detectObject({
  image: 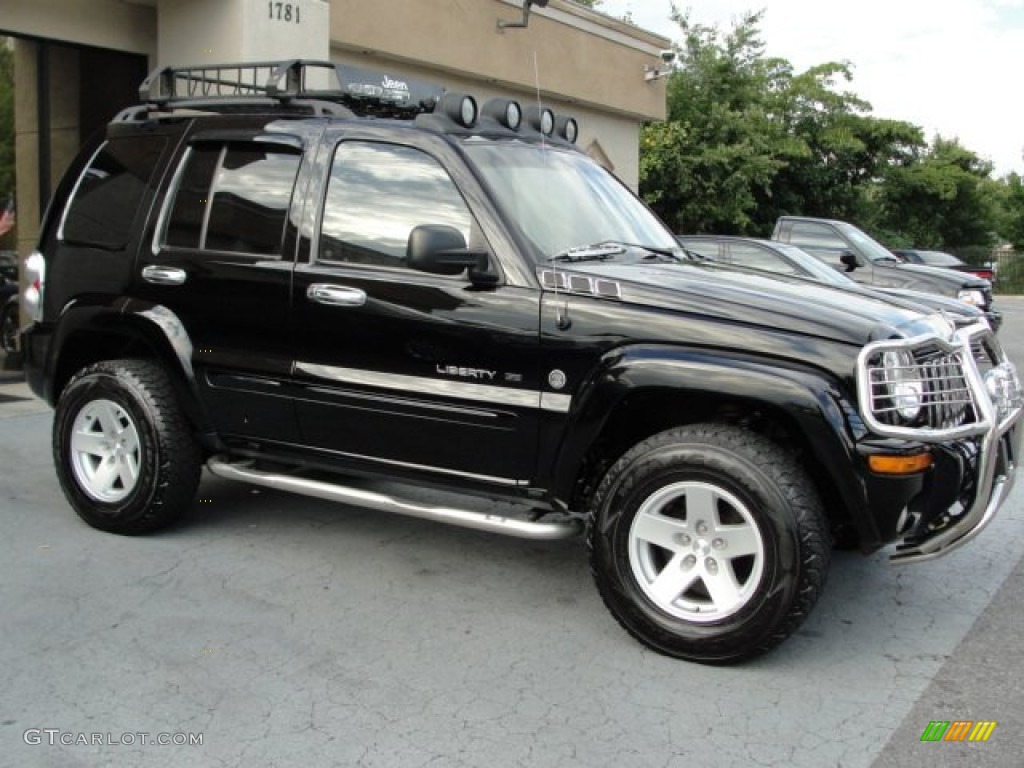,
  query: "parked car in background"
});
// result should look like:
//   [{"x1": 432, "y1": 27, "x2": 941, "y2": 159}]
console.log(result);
[
  {"x1": 892, "y1": 249, "x2": 996, "y2": 283},
  {"x1": 1, "y1": 253, "x2": 20, "y2": 357},
  {"x1": 771, "y1": 216, "x2": 1001, "y2": 330},
  {"x1": 677, "y1": 235, "x2": 990, "y2": 329},
  {"x1": 0, "y1": 250, "x2": 18, "y2": 282}
]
